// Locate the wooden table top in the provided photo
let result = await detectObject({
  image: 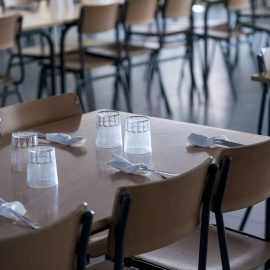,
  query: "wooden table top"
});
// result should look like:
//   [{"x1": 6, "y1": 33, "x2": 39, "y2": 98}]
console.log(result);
[
  {"x1": 0, "y1": 111, "x2": 268, "y2": 238},
  {"x1": 0, "y1": 0, "x2": 123, "y2": 32}
]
